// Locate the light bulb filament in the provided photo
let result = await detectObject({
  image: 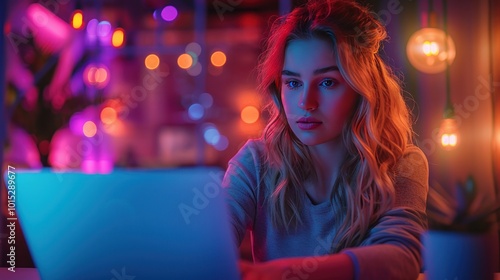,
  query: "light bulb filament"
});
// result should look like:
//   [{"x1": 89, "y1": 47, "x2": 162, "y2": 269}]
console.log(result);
[
  {"x1": 422, "y1": 41, "x2": 439, "y2": 56},
  {"x1": 441, "y1": 133, "x2": 458, "y2": 147}
]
